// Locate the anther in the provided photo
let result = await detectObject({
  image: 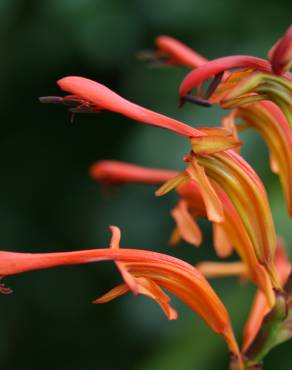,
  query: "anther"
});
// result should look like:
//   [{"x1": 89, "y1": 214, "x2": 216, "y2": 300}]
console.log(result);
[
  {"x1": 179, "y1": 94, "x2": 213, "y2": 108},
  {"x1": 203, "y1": 72, "x2": 224, "y2": 99}
]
